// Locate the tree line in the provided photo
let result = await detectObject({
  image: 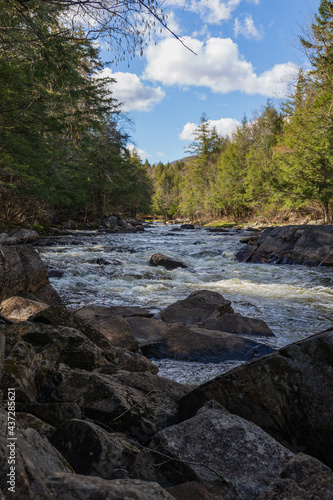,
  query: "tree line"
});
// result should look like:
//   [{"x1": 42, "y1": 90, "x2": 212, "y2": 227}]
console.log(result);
[
  {"x1": 151, "y1": 1, "x2": 333, "y2": 224},
  {"x1": 1, "y1": 0, "x2": 333, "y2": 225}
]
